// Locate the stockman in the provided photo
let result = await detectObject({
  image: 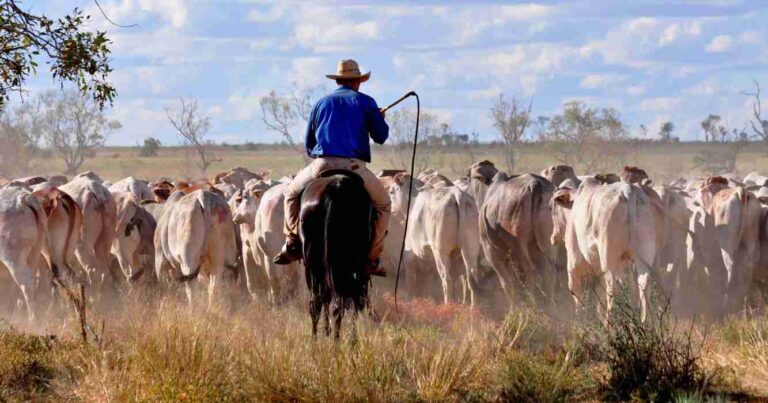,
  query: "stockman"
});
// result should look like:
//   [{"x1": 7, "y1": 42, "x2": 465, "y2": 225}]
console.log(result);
[{"x1": 273, "y1": 59, "x2": 391, "y2": 277}]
